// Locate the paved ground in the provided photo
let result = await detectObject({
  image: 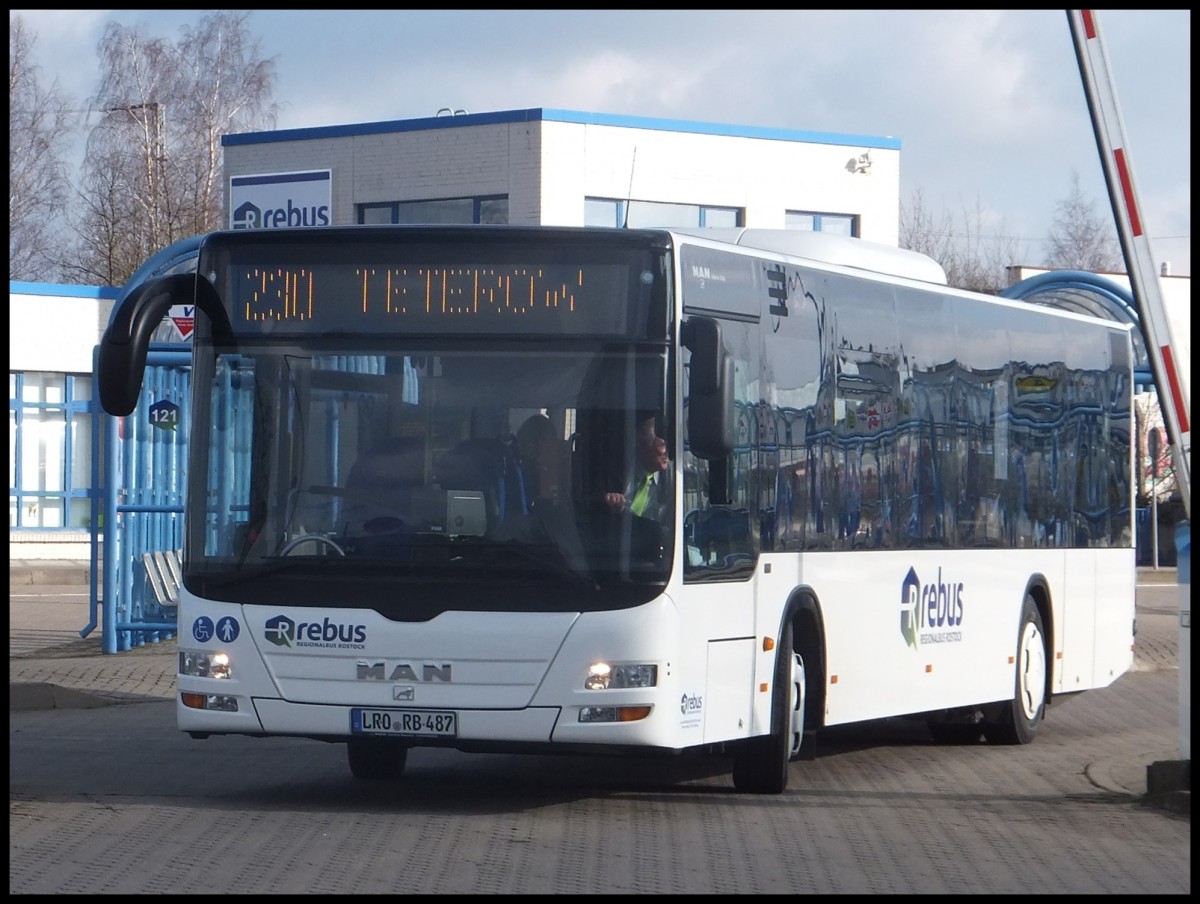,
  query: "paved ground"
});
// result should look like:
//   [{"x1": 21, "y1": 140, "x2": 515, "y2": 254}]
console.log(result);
[{"x1": 8, "y1": 559, "x2": 1190, "y2": 815}]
